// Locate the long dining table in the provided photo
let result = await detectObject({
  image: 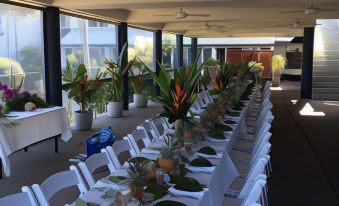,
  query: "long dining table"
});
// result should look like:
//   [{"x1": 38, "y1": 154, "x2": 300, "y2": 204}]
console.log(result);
[{"x1": 73, "y1": 85, "x2": 258, "y2": 206}]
